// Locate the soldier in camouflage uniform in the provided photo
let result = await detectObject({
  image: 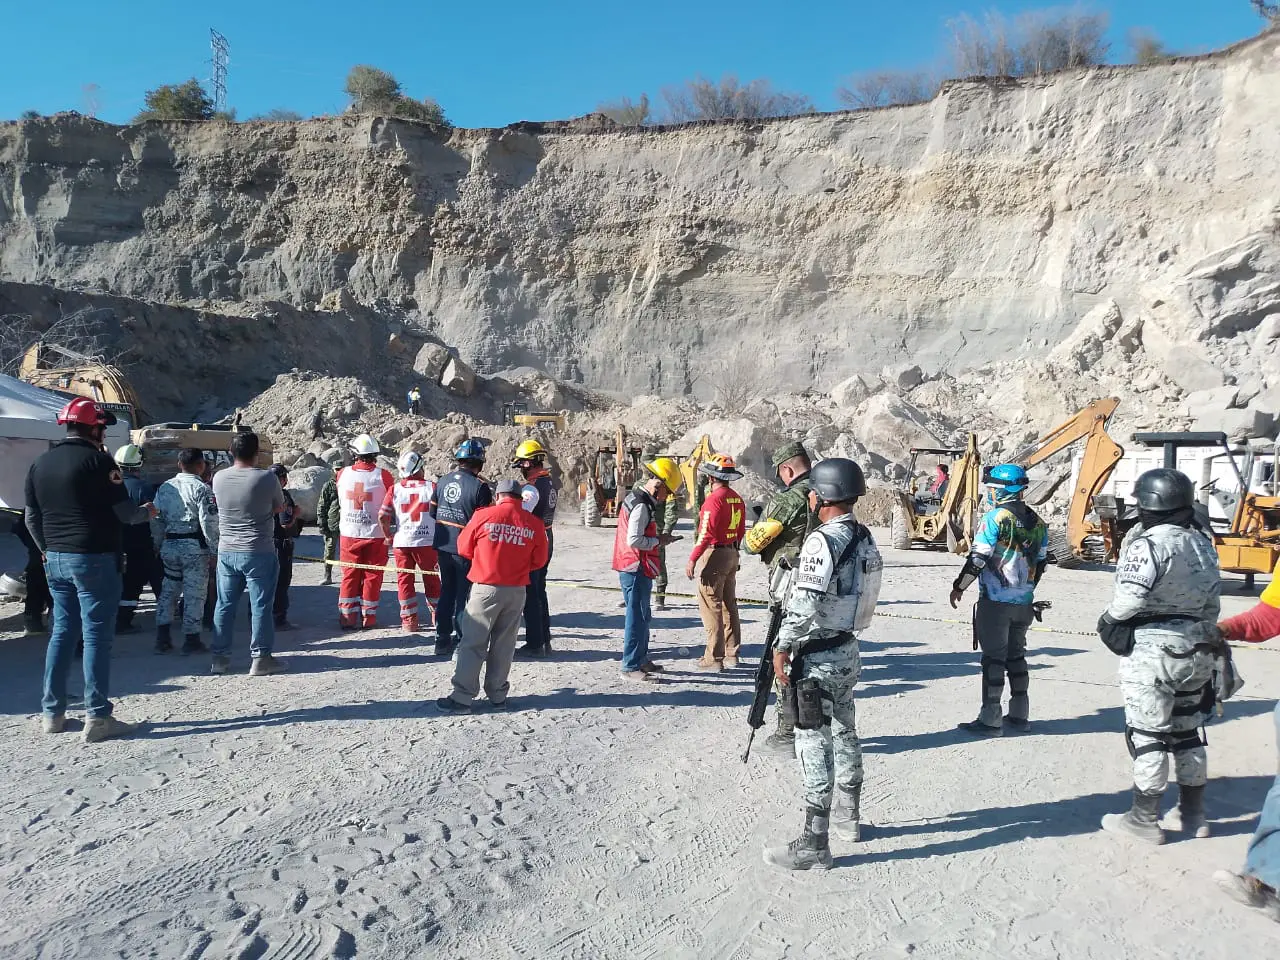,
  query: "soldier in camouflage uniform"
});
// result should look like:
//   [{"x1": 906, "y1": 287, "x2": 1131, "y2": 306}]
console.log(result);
[
  {"x1": 1099, "y1": 469, "x2": 1222, "y2": 845},
  {"x1": 317, "y1": 473, "x2": 341, "y2": 586},
  {"x1": 743, "y1": 441, "x2": 814, "y2": 754},
  {"x1": 152, "y1": 448, "x2": 220, "y2": 654},
  {"x1": 763, "y1": 459, "x2": 882, "y2": 871}
]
